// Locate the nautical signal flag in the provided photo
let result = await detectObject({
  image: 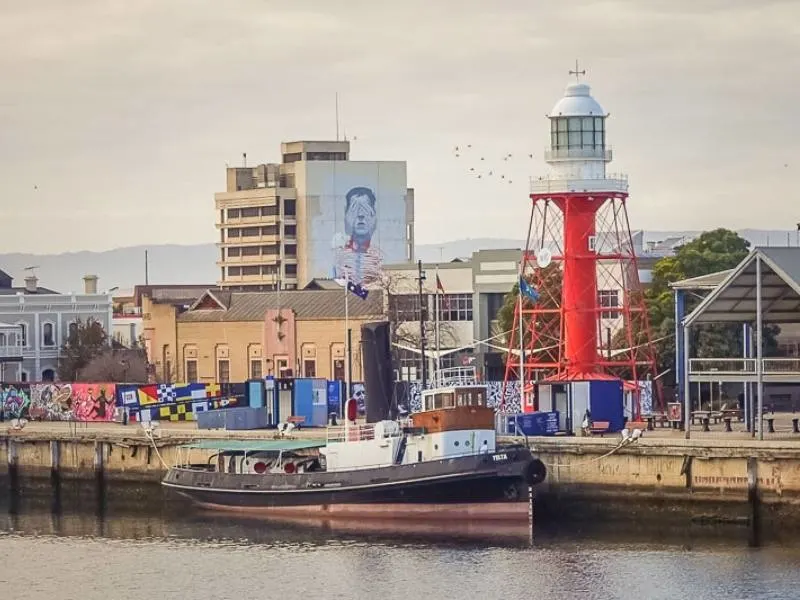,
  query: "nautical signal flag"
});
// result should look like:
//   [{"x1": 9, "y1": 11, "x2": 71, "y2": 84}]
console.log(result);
[
  {"x1": 347, "y1": 280, "x2": 369, "y2": 300},
  {"x1": 519, "y1": 276, "x2": 539, "y2": 302}
]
